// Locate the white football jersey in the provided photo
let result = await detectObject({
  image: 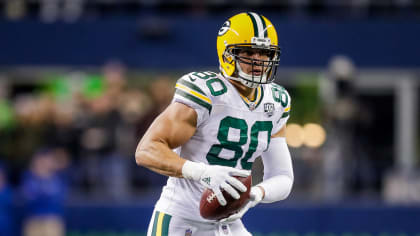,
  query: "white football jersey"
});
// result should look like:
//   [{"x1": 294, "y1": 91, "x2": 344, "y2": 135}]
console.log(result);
[{"x1": 154, "y1": 71, "x2": 291, "y2": 222}]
